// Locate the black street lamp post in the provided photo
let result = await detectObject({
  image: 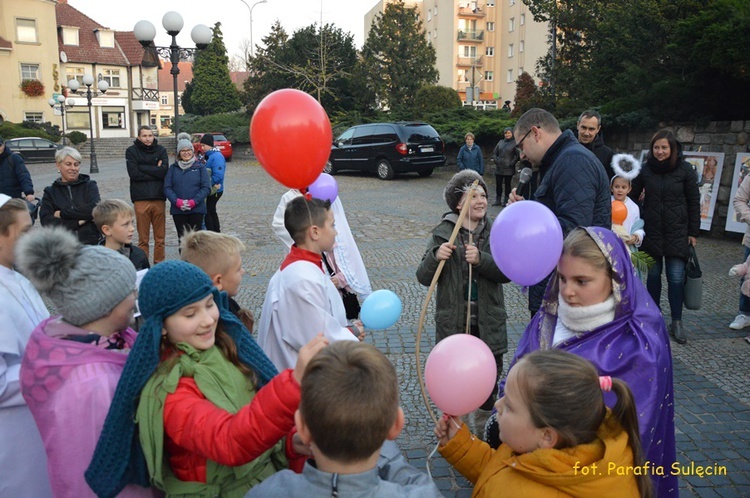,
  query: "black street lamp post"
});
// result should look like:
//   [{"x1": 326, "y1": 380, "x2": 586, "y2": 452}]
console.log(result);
[
  {"x1": 67, "y1": 75, "x2": 109, "y2": 174},
  {"x1": 134, "y1": 13, "x2": 211, "y2": 136},
  {"x1": 48, "y1": 93, "x2": 74, "y2": 146}
]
